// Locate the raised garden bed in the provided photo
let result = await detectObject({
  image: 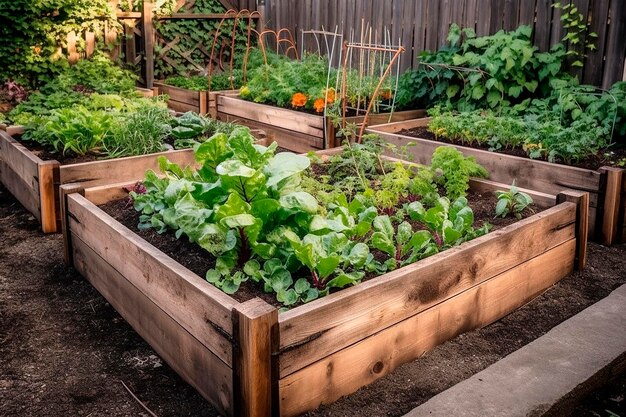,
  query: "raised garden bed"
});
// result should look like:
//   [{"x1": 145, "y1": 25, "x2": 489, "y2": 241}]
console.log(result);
[
  {"x1": 217, "y1": 94, "x2": 426, "y2": 153},
  {"x1": 368, "y1": 118, "x2": 625, "y2": 246},
  {"x1": 60, "y1": 146, "x2": 588, "y2": 417},
  {"x1": 154, "y1": 82, "x2": 238, "y2": 118},
  {"x1": 0, "y1": 130, "x2": 268, "y2": 233}
]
